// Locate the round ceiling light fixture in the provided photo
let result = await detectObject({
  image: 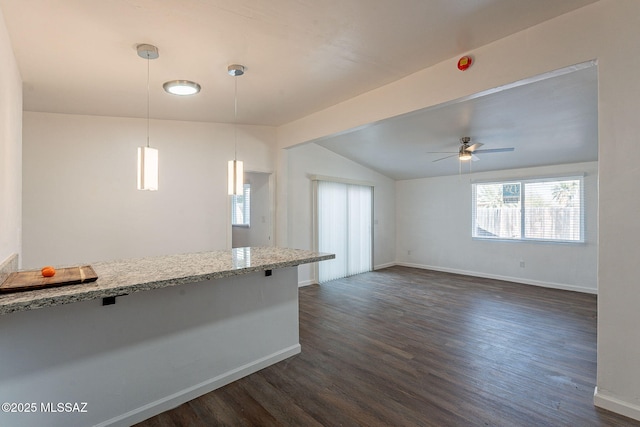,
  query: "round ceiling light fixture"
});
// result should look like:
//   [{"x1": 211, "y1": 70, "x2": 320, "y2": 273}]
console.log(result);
[{"x1": 163, "y1": 80, "x2": 201, "y2": 96}]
